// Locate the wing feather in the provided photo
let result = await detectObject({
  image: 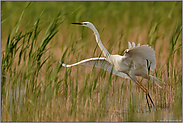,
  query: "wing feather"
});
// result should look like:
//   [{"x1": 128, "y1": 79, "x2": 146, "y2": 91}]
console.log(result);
[
  {"x1": 60, "y1": 57, "x2": 129, "y2": 79},
  {"x1": 125, "y1": 42, "x2": 156, "y2": 71}
]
